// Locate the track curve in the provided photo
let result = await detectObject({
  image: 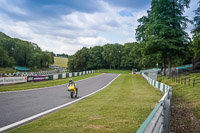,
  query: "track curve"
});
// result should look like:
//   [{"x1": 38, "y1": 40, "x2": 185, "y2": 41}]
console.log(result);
[{"x1": 0, "y1": 73, "x2": 119, "y2": 130}]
